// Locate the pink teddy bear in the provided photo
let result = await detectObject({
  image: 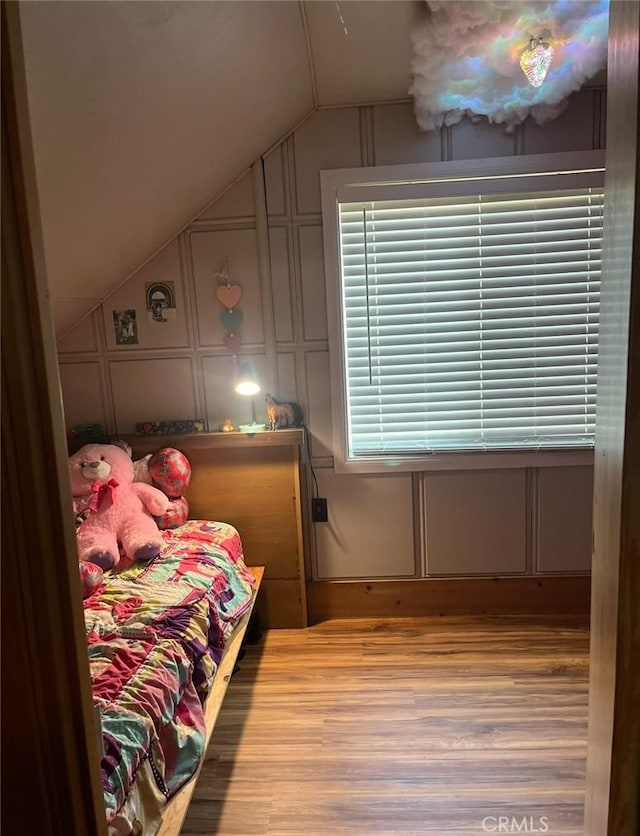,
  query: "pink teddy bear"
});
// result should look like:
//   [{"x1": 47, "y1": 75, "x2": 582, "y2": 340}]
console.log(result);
[{"x1": 69, "y1": 443, "x2": 169, "y2": 570}]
